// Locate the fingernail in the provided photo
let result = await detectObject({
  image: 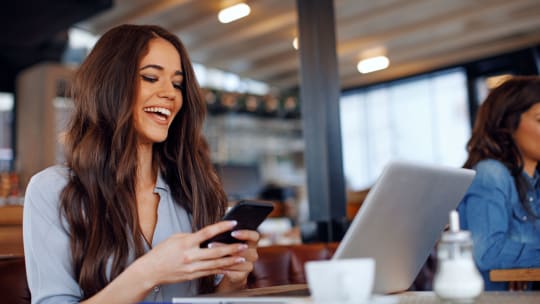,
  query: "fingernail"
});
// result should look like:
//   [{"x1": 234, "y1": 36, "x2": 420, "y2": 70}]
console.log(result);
[
  {"x1": 229, "y1": 220, "x2": 238, "y2": 227},
  {"x1": 231, "y1": 230, "x2": 240, "y2": 237},
  {"x1": 207, "y1": 242, "x2": 215, "y2": 248},
  {"x1": 235, "y1": 257, "x2": 246, "y2": 263},
  {"x1": 238, "y1": 244, "x2": 248, "y2": 250}
]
